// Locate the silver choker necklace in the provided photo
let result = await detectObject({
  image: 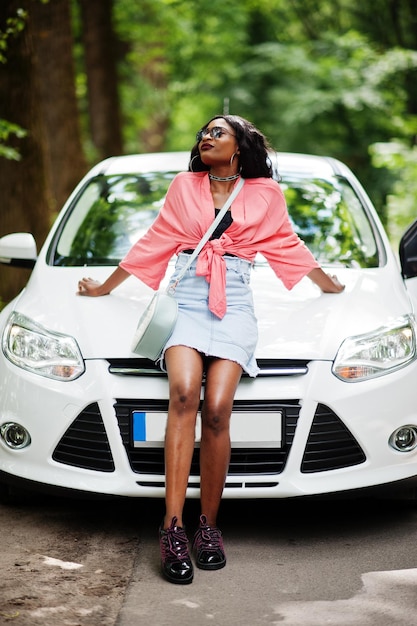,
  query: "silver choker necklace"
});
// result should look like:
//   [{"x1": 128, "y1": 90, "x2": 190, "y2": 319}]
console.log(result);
[{"x1": 209, "y1": 172, "x2": 240, "y2": 182}]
